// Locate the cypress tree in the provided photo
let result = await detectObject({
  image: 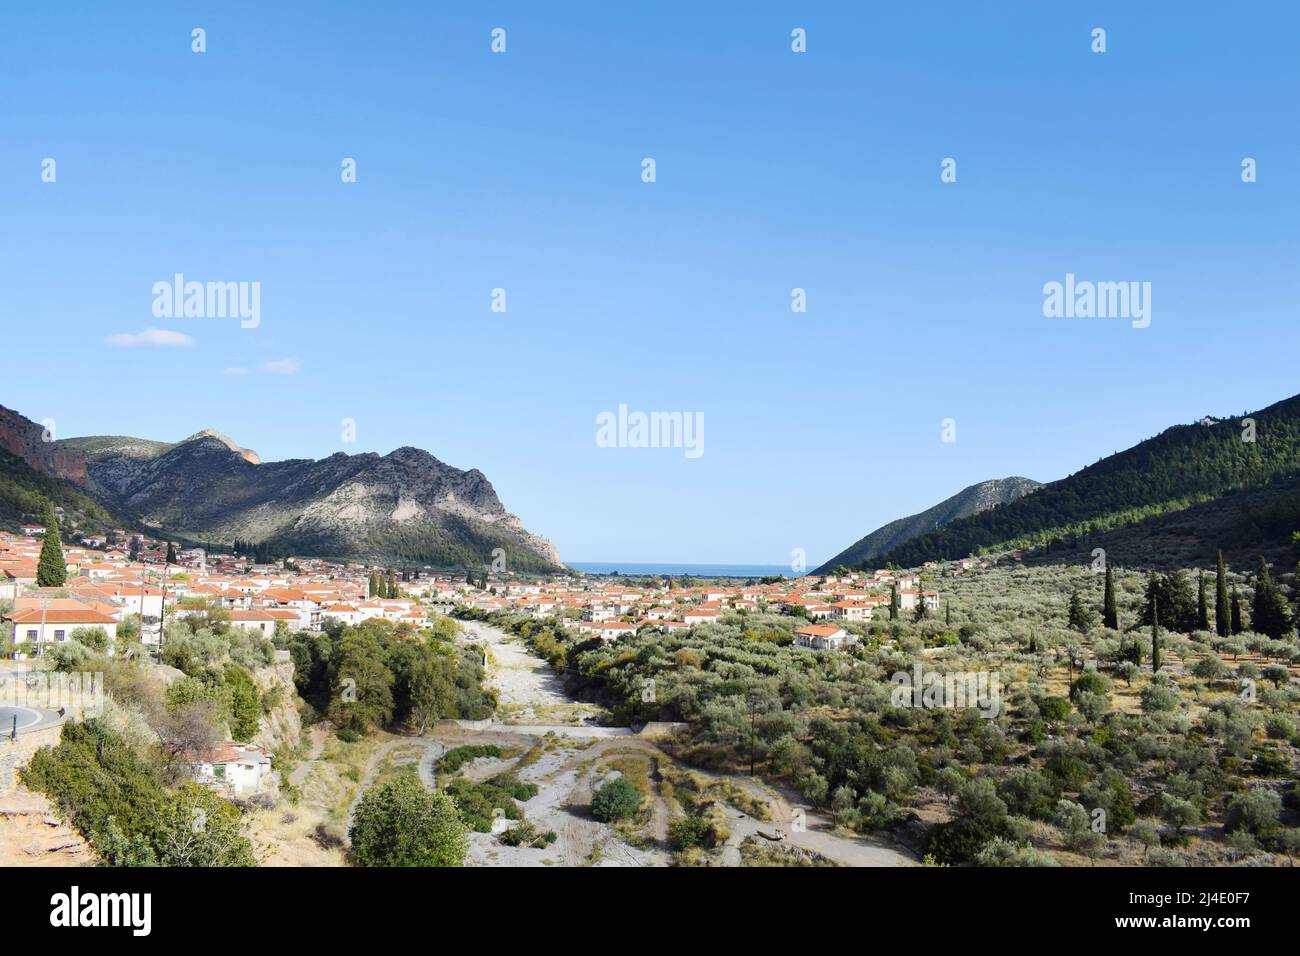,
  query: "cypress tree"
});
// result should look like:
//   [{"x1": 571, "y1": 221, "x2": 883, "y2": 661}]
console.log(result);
[
  {"x1": 889, "y1": 583, "x2": 899, "y2": 621},
  {"x1": 1196, "y1": 571, "x2": 1209, "y2": 631},
  {"x1": 1250, "y1": 556, "x2": 1290, "y2": 639},
  {"x1": 945, "y1": 601, "x2": 951, "y2": 626},
  {"x1": 1102, "y1": 565, "x2": 1118, "y2": 630},
  {"x1": 1067, "y1": 591, "x2": 1089, "y2": 632},
  {"x1": 1230, "y1": 584, "x2": 1243, "y2": 634},
  {"x1": 166, "y1": 541, "x2": 177, "y2": 564},
  {"x1": 1215, "y1": 550, "x2": 1229, "y2": 637},
  {"x1": 369, "y1": 573, "x2": 379, "y2": 597},
  {"x1": 1151, "y1": 597, "x2": 1161, "y2": 673},
  {"x1": 36, "y1": 500, "x2": 66, "y2": 587}
]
